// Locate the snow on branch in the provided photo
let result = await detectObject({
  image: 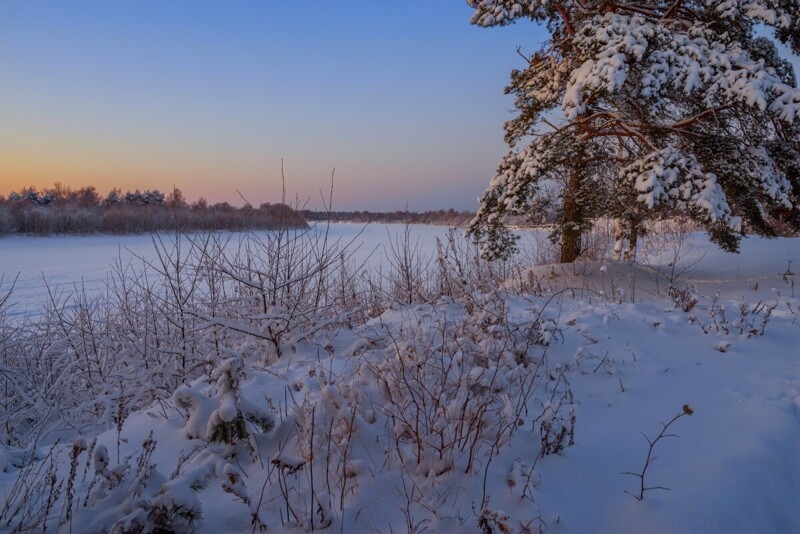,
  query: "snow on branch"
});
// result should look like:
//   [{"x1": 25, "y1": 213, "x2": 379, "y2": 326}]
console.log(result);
[
  {"x1": 564, "y1": 13, "x2": 800, "y2": 122},
  {"x1": 619, "y1": 147, "x2": 740, "y2": 228}
]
